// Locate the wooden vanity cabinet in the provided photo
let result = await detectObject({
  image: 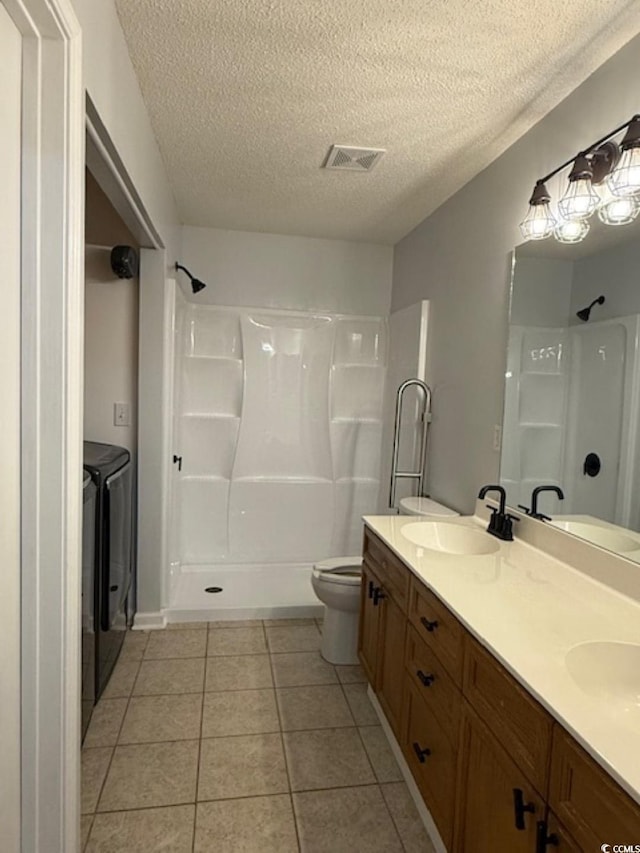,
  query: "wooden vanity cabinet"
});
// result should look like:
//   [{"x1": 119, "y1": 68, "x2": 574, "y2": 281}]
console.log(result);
[
  {"x1": 549, "y1": 726, "x2": 640, "y2": 849},
  {"x1": 358, "y1": 529, "x2": 409, "y2": 737},
  {"x1": 358, "y1": 525, "x2": 640, "y2": 851},
  {"x1": 358, "y1": 561, "x2": 382, "y2": 685},
  {"x1": 454, "y1": 702, "x2": 546, "y2": 853}
]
